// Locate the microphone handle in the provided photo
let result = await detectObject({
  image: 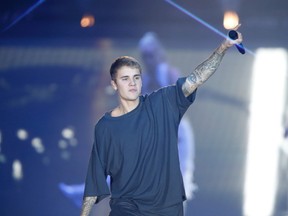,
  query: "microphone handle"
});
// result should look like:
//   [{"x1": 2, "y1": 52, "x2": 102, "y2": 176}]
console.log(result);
[{"x1": 235, "y1": 43, "x2": 245, "y2": 54}]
